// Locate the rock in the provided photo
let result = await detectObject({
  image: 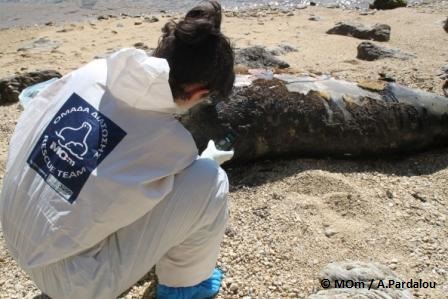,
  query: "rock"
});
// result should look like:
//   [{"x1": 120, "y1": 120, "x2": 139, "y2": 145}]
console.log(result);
[
  {"x1": 379, "y1": 72, "x2": 396, "y2": 82},
  {"x1": 327, "y1": 22, "x2": 391, "y2": 42},
  {"x1": 133, "y1": 42, "x2": 149, "y2": 50},
  {"x1": 357, "y1": 41, "x2": 415, "y2": 61},
  {"x1": 440, "y1": 65, "x2": 448, "y2": 79},
  {"x1": 134, "y1": 22, "x2": 142, "y2": 26},
  {"x1": 97, "y1": 15, "x2": 109, "y2": 20},
  {"x1": 0, "y1": 70, "x2": 62, "y2": 105},
  {"x1": 229, "y1": 283, "x2": 239, "y2": 293},
  {"x1": 144, "y1": 16, "x2": 159, "y2": 23},
  {"x1": 443, "y1": 80, "x2": 448, "y2": 97},
  {"x1": 45, "y1": 21, "x2": 54, "y2": 26},
  {"x1": 56, "y1": 28, "x2": 74, "y2": 33},
  {"x1": 224, "y1": 227, "x2": 237, "y2": 238},
  {"x1": 307, "y1": 261, "x2": 413, "y2": 298},
  {"x1": 324, "y1": 227, "x2": 337, "y2": 237},
  {"x1": 309, "y1": 15, "x2": 322, "y2": 21},
  {"x1": 269, "y1": 44, "x2": 298, "y2": 56},
  {"x1": 17, "y1": 37, "x2": 62, "y2": 53},
  {"x1": 411, "y1": 192, "x2": 427, "y2": 202},
  {"x1": 235, "y1": 46, "x2": 290, "y2": 69},
  {"x1": 444, "y1": 17, "x2": 448, "y2": 33},
  {"x1": 253, "y1": 206, "x2": 270, "y2": 219},
  {"x1": 440, "y1": 64, "x2": 448, "y2": 75},
  {"x1": 94, "y1": 48, "x2": 118, "y2": 59},
  {"x1": 386, "y1": 190, "x2": 394, "y2": 199},
  {"x1": 370, "y1": 0, "x2": 407, "y2": 10}
]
